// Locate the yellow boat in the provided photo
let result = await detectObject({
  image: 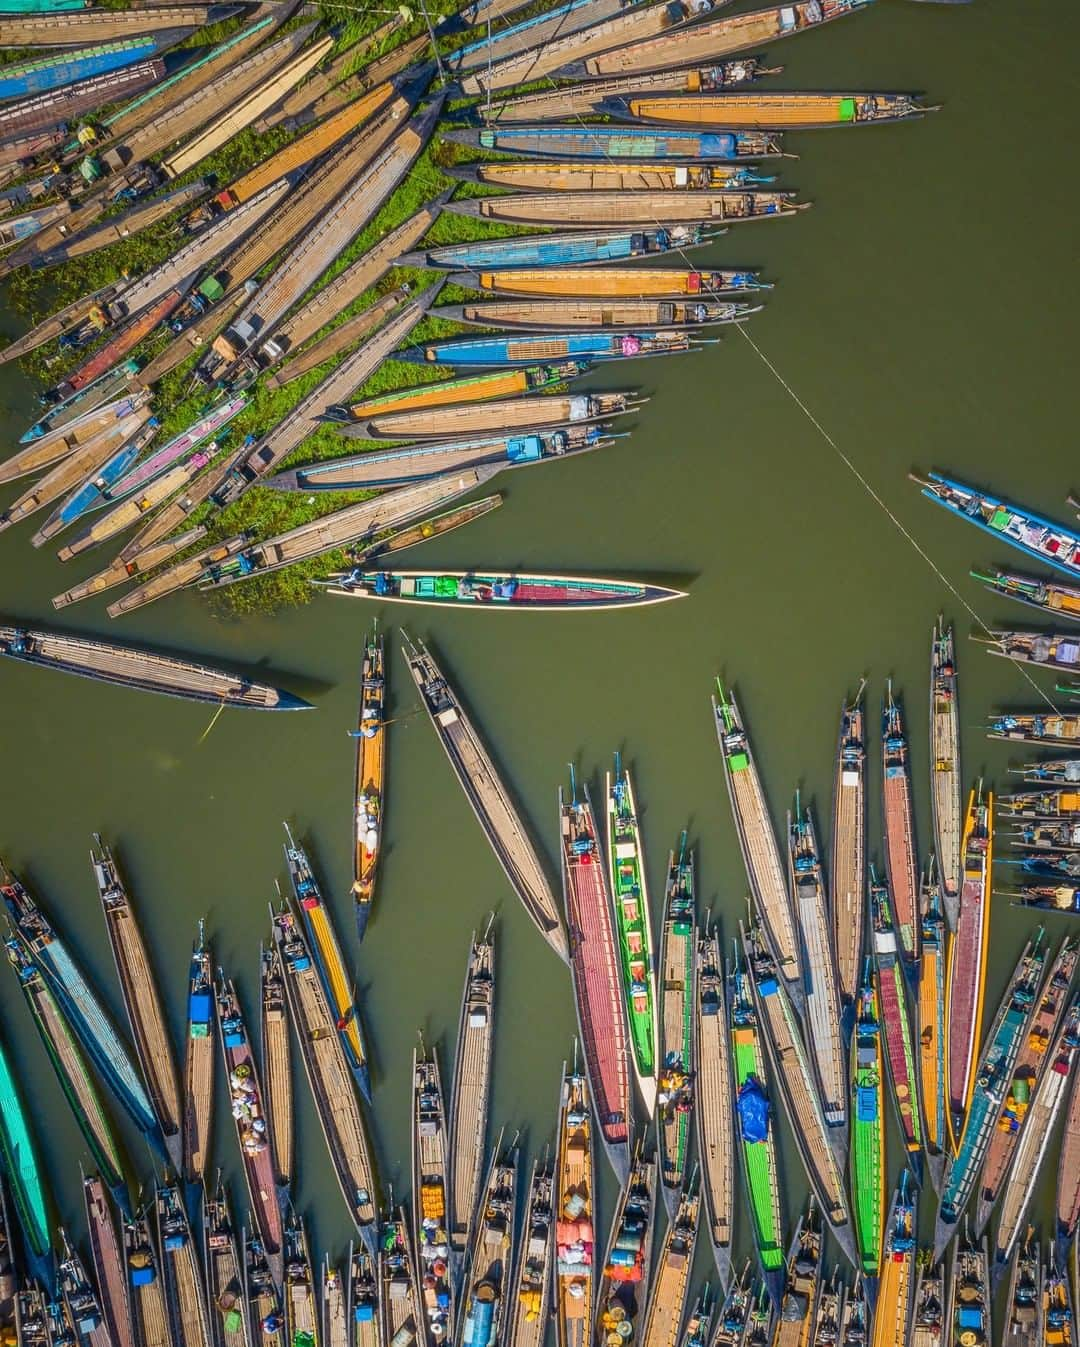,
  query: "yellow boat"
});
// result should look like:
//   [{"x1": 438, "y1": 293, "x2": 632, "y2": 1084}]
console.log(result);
[
  {"x1": 608, "y1": 91, "x2": 931, "y2": 129},
  {"x1": 450, "y1": 266, "x2": 767, "y2": 300},
  {"x1": 451, "y1": 159, "x2": 767, "y2": 192},
  {"x1": 334, "y1": 364, "x2": 587, "y2": 425},
  {"x1": 352, "y1": 628, "x2": 385, "y2": 940}
]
